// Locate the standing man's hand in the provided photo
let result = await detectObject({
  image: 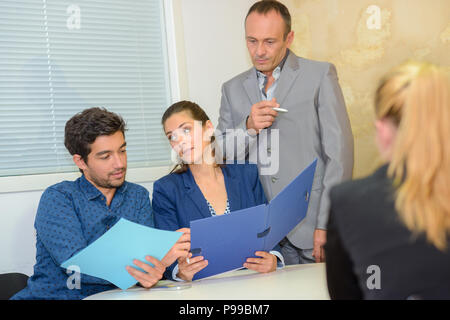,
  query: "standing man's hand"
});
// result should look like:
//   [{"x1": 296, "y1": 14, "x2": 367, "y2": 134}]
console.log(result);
[
  {"x1": 246, "y1": 98, "x2": 279, "y2": 134},
  {"x1": 312, "y1": 229, "x2": 327, "y2": 263}
]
